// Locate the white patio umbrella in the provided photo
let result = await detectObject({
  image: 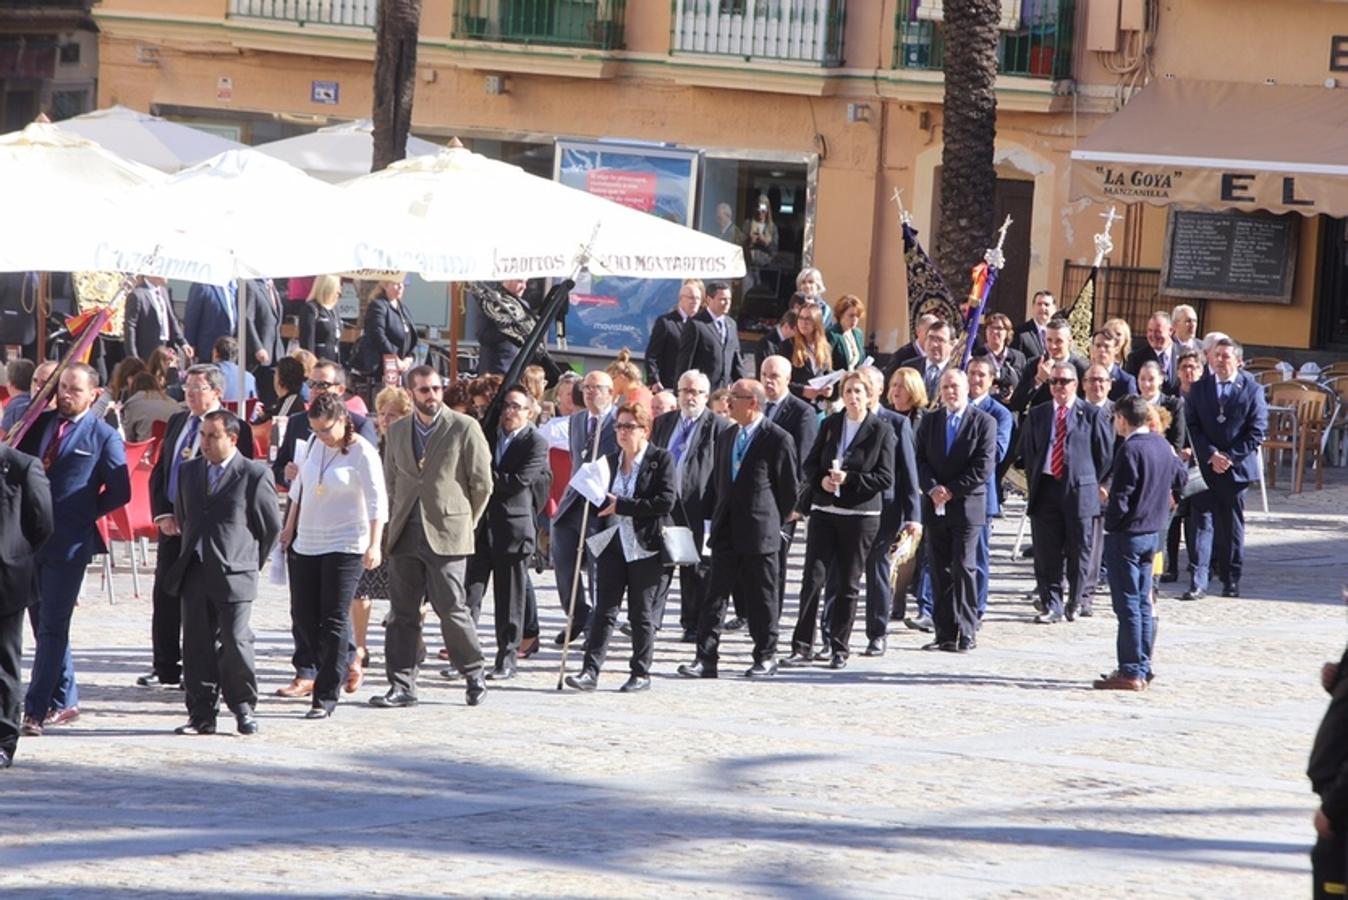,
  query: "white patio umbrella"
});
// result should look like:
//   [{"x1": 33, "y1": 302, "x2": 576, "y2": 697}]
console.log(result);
[
  {"x1": 253, "y1": 119, "x2": 443, "y2": 183},
  {"x1": 55, "y1": 105, "x2": 245, "y2": 173}
]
